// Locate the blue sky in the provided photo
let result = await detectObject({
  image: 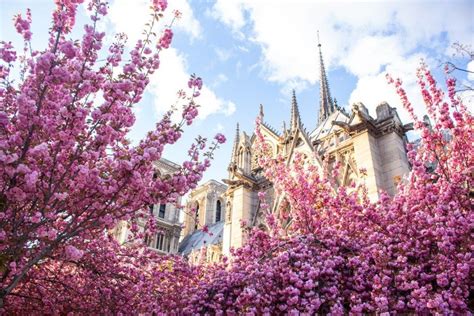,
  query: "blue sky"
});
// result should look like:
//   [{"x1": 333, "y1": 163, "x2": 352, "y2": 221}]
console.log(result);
[{"x1": 1, "y1": 0, "x2": 473, "y2": 184}]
